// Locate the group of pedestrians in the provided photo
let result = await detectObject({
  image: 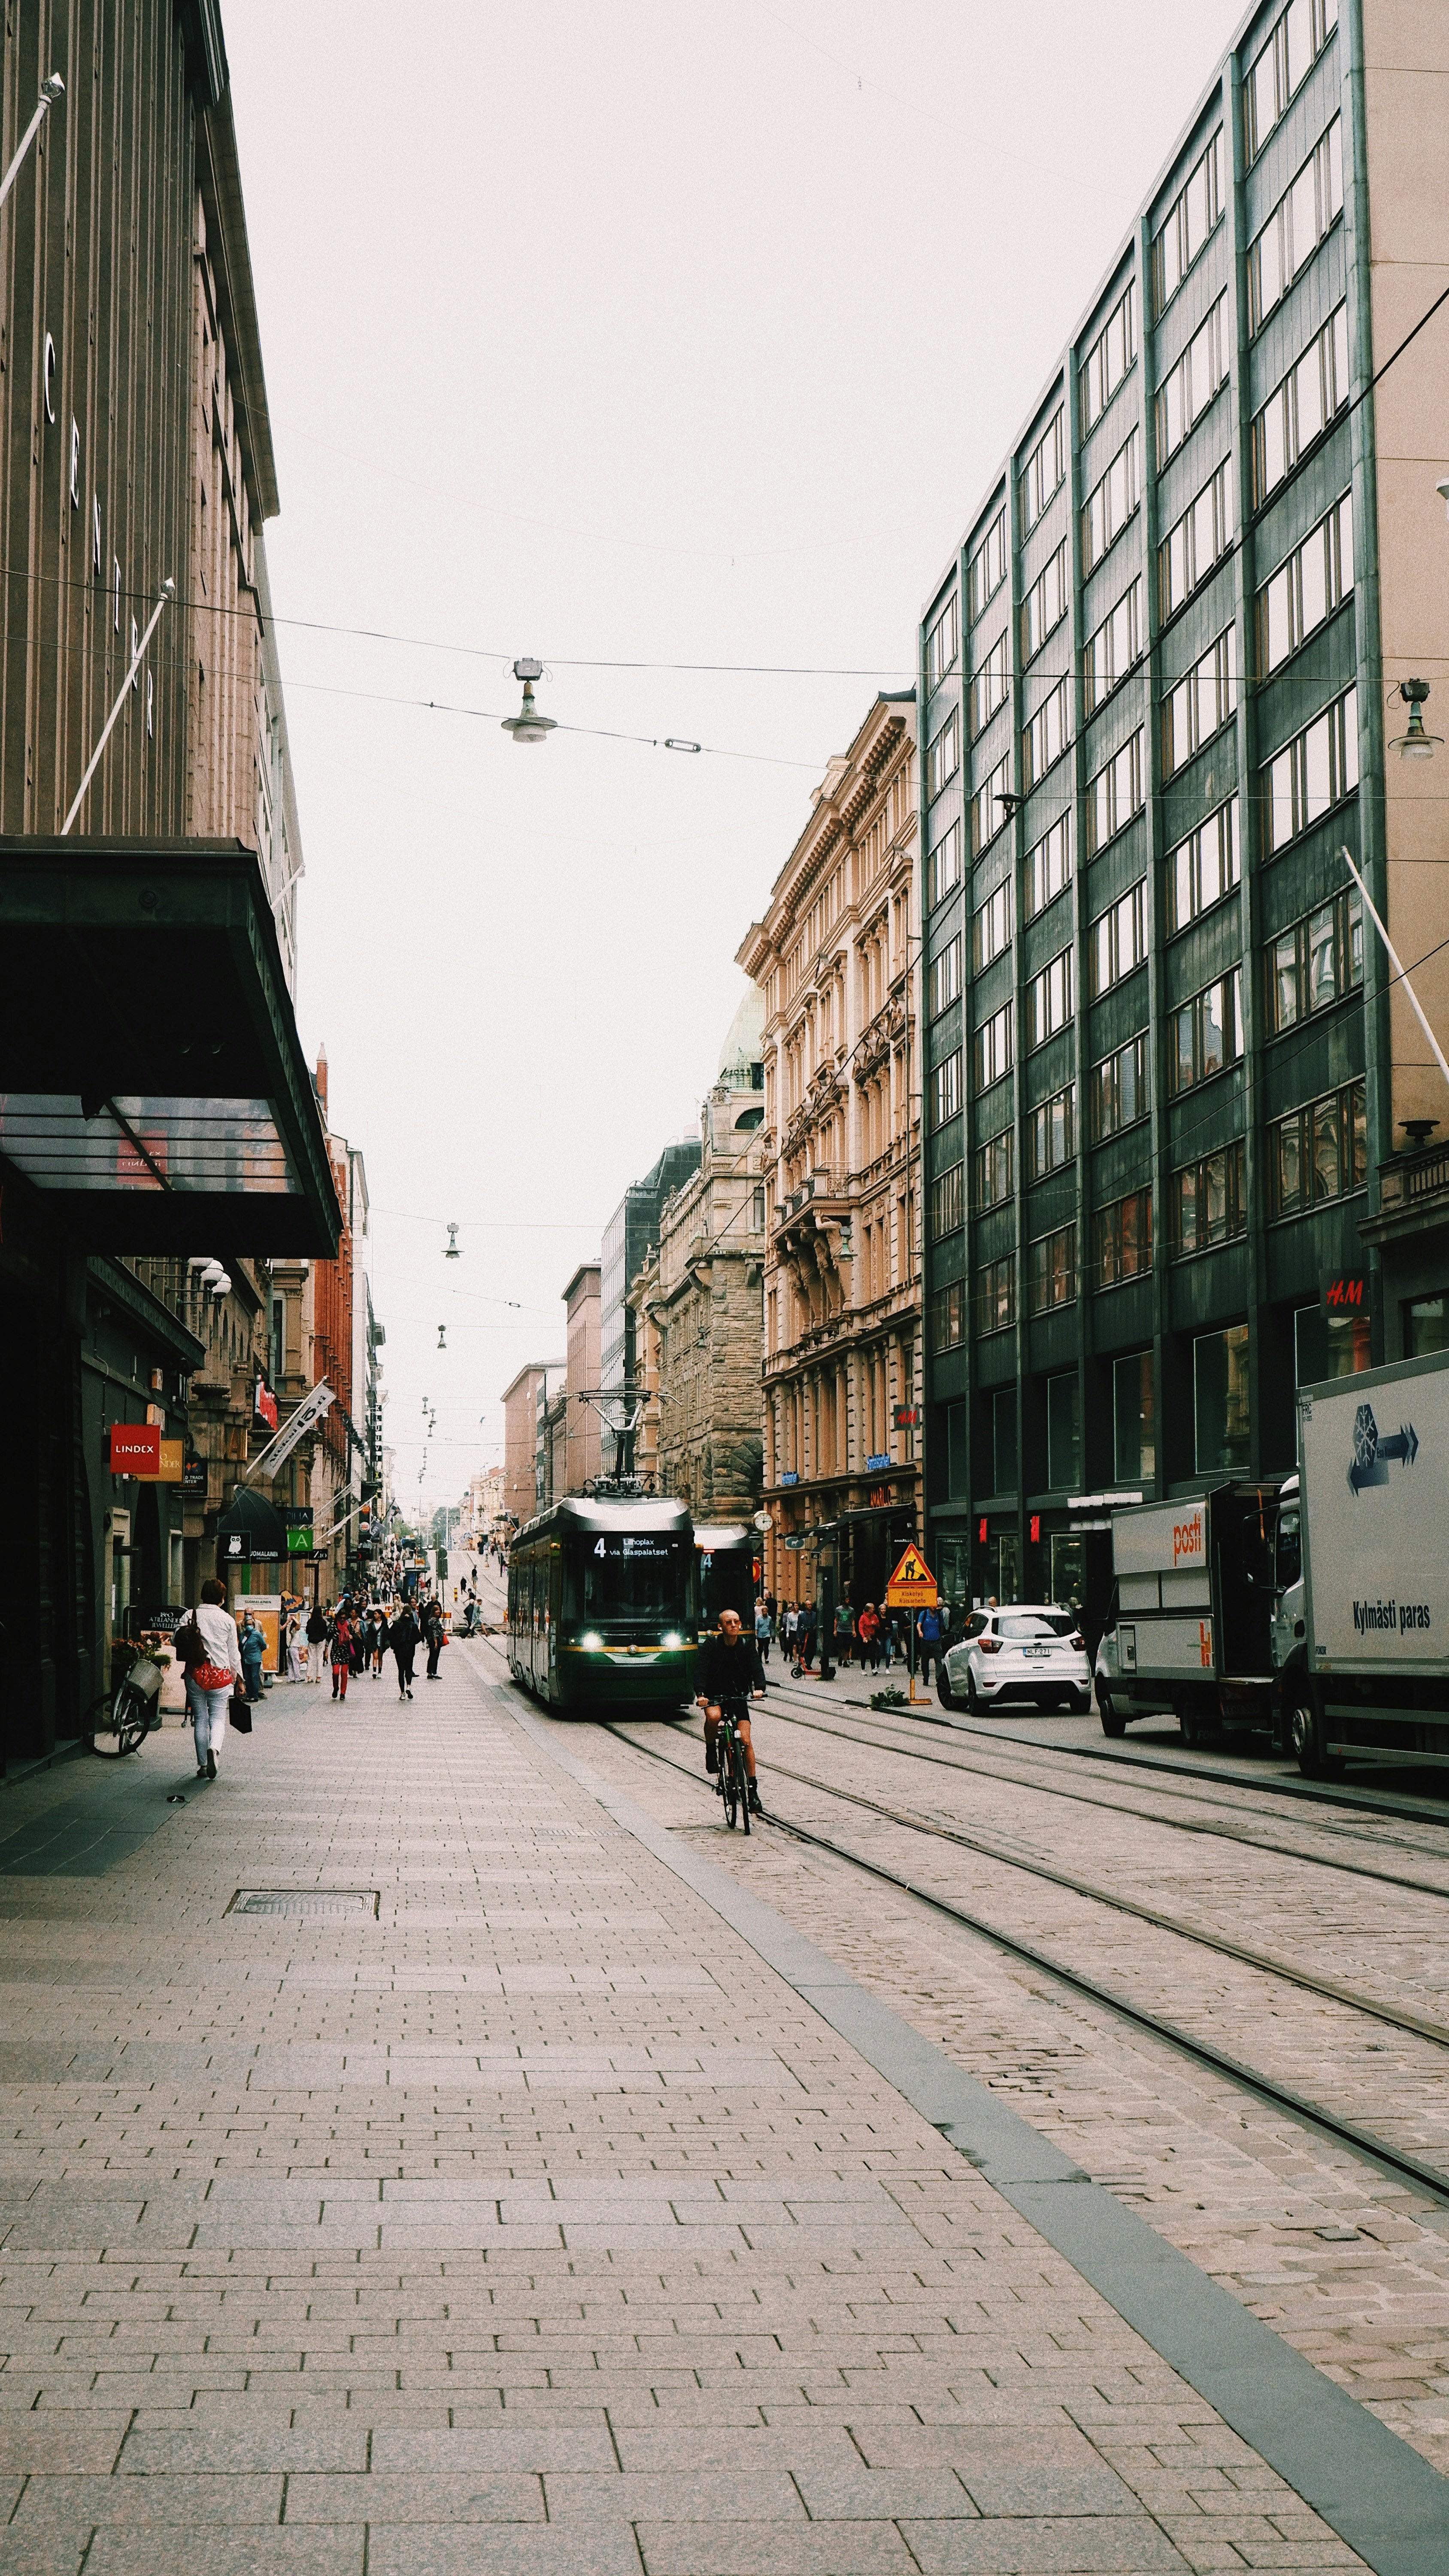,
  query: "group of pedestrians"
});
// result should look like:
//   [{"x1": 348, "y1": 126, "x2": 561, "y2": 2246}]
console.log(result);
[{"x1": 751, "y1": 1594, "x2": 943, "y2": 1677}]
